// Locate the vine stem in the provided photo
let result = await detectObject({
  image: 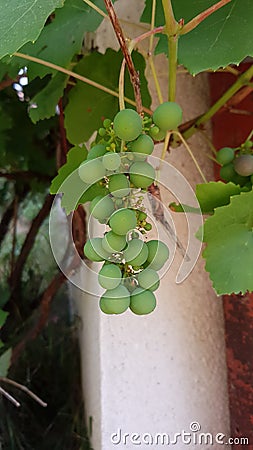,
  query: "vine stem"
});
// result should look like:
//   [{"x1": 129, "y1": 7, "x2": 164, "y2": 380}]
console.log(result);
[
  {"x1": 0, "y1": 377, "x2": 47, "y2": 407},
  {"x1": 183, "y1": 64, "x2": 253, "y2": 140},
  {"x1": 103, "y1": 0, "x2": 143, "y2": 113},
  {"x1": 148, "y1": 0, "x2": 163, "y2": 104},
  {"x1": 175, "y1": 131, "x2": 208, "y2": 183},
  {"x1": 118, "y1": 26, "x2": 164, "y2": 111},
  {"x1": 13, "y1": 52, "x2": 152, "y2": 115},
  {"x1": 180, "y1": 0, "x2": 232, "y2": 35},
  {"x1": 82, "y1": 0, "x2": 107, "y2": 18},
  {"x1": 161, "y1": 0, "x2": 178, "y2": 102}
]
